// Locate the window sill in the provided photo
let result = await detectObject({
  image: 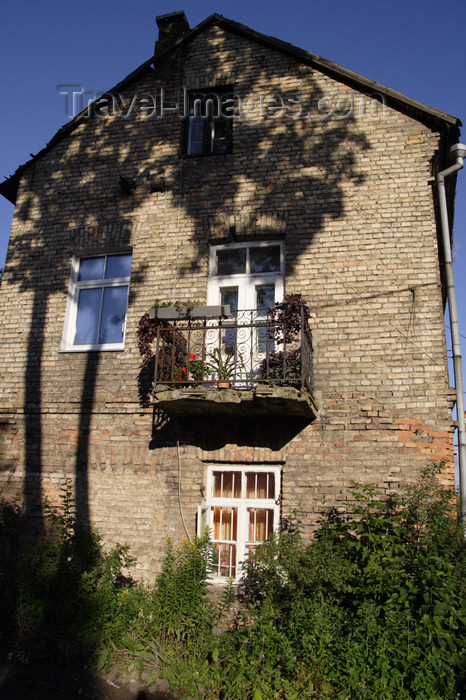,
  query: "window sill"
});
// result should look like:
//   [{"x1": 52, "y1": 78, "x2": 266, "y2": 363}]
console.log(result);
[
  {"x1": 59, "y1": 345, "x2": 125, "y2": 353},
  {"x1": 207, "y1": 576, "x2": 240, "y2": 587},
  {"x1": 182, "y1": 151, "x2": 233, "y2": 159}
]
